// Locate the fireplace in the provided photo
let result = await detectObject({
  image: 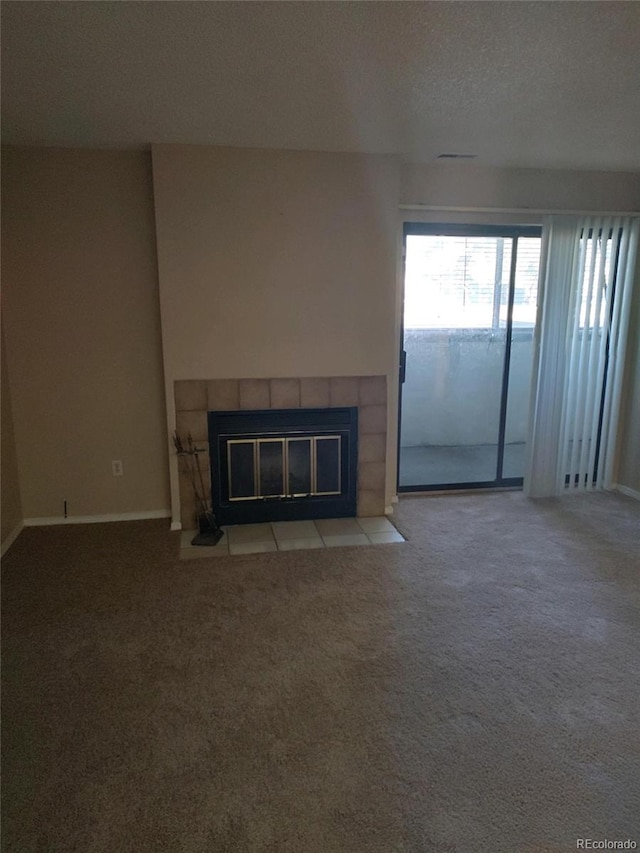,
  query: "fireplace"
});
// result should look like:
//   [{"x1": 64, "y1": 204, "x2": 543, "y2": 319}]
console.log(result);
[
  {"x1": 209, "y1": 407, "x2": 358, "y2": 525},
  {"x1": 173, "y1": 376, "x2": 387, "y2": 529}
]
